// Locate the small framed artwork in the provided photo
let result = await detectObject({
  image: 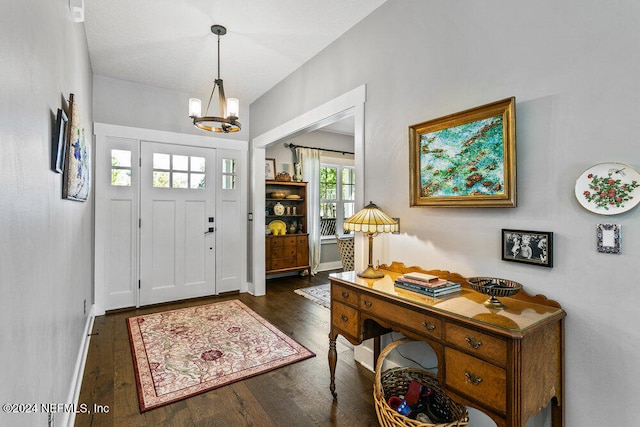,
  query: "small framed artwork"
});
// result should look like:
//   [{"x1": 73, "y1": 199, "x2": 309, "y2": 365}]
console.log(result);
[
  {"x1": 265, "y1": 158, "x2": 276, "y2": 180},
  {"x1": 51, "y1": 108, "x2": 68, "y2": 173},
  {"x1": 502, "y1": 229, "x2": 553, "y2": 267},
  {"x1": 409, "y1": 97, "x2": 516, "y2": 207},
  {"x1": 62, "y1": 93, "x2": 91, "y2": 202},
  {"x1": 597, "y1": 224, "x2": 621, "y2": 254}
]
